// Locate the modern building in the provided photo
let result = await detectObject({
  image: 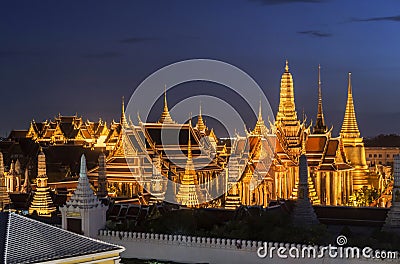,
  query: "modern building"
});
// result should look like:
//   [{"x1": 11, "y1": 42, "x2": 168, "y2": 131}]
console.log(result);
[{"x1": 365, "y1": 147, "x2": 400, "y2": 166}]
